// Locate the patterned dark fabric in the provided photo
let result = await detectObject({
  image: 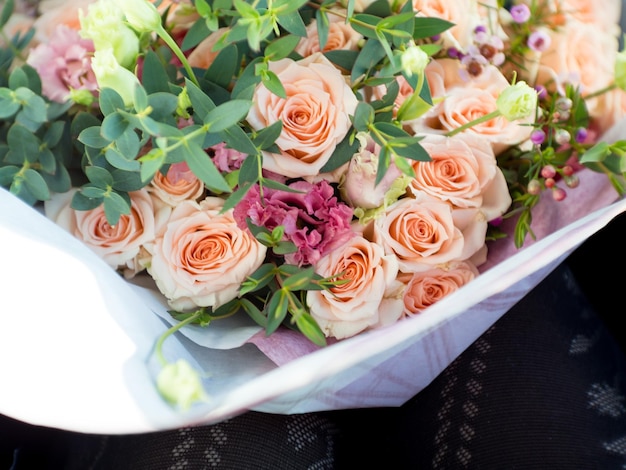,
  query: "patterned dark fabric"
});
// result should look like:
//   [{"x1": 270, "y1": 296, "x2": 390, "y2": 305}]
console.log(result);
[{"x1": 3, "y1": 213, "x2": 626, "y2": 469}]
